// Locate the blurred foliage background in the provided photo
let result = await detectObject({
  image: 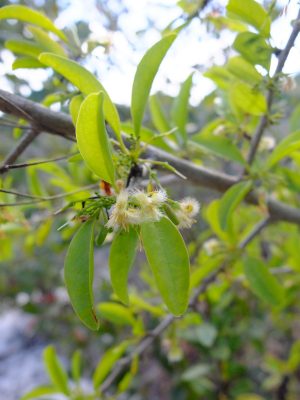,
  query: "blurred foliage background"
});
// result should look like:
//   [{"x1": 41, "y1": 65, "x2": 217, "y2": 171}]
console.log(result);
[{"x1": 1, "y1": 0, "x2": 300, "y2": 399}]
